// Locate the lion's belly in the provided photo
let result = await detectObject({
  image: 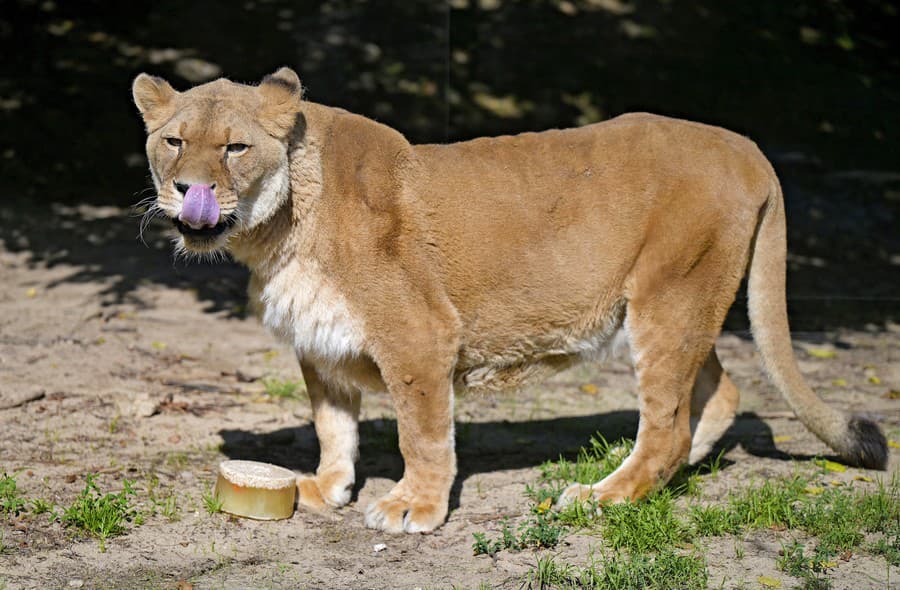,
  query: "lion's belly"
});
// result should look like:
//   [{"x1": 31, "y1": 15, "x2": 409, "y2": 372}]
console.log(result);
[{"x1": 455, "y1": 302, "x2": 628, "y2": 393}]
